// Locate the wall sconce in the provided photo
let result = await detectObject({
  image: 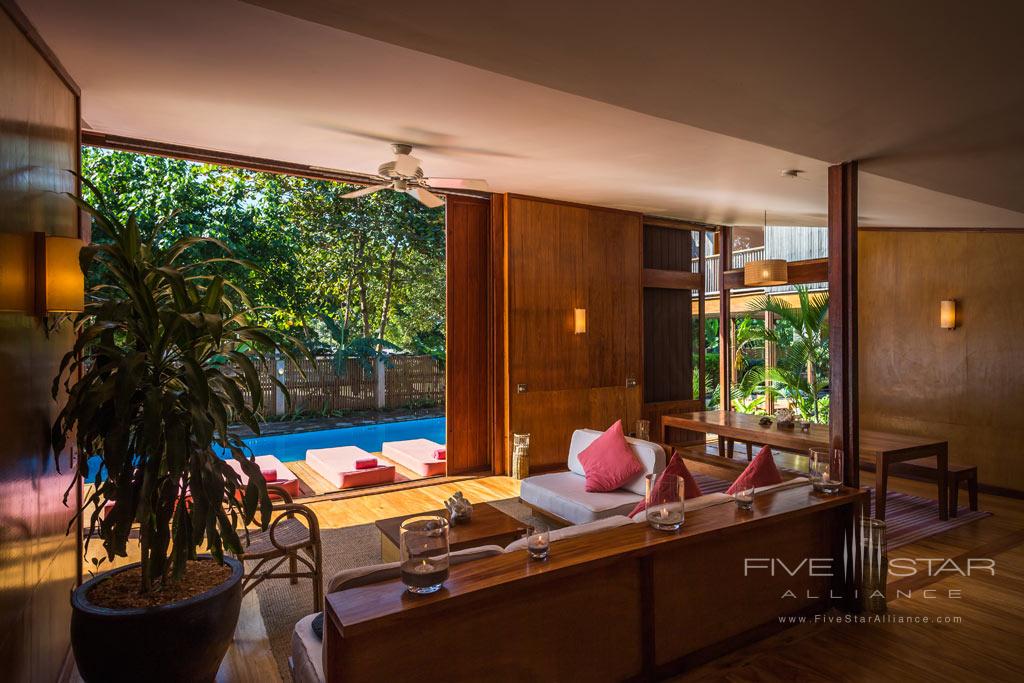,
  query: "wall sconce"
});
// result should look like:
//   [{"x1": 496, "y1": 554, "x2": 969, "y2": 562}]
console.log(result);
[
  {"x1": 39, "y1": 235, "x2": 85, "y2": 313},
  {"x1": 0, "y1": 233, "x2": 34, "y2": 312},
  {"x1": 940, "y1": 300, "x2": 957, "y2": 330},
  {"x1": 743, "y1": 259, "x2": 789, "y2": 287},
  {"x1": 574, "y1": 308, "x2": 587, "y2": 334}
]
